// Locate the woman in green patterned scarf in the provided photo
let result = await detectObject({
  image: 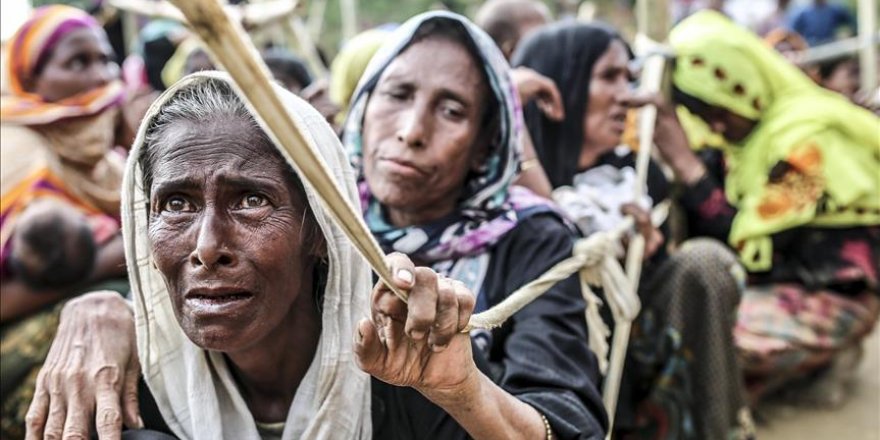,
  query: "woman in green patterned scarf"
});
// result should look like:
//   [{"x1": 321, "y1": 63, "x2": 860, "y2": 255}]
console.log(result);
[{"x1": 624, "y1": 10, "x2": 879, "y2": 404}]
